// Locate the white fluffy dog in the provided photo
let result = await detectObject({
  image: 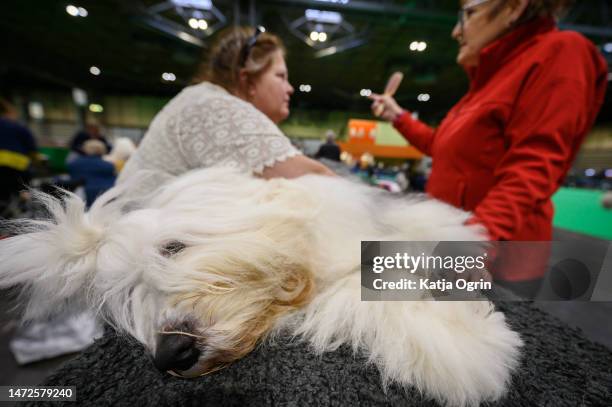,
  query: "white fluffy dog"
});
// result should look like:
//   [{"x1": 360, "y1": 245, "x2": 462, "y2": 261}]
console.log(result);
[{"x1": 0, "y1": 167, "x2": 522, "y2": 407}]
